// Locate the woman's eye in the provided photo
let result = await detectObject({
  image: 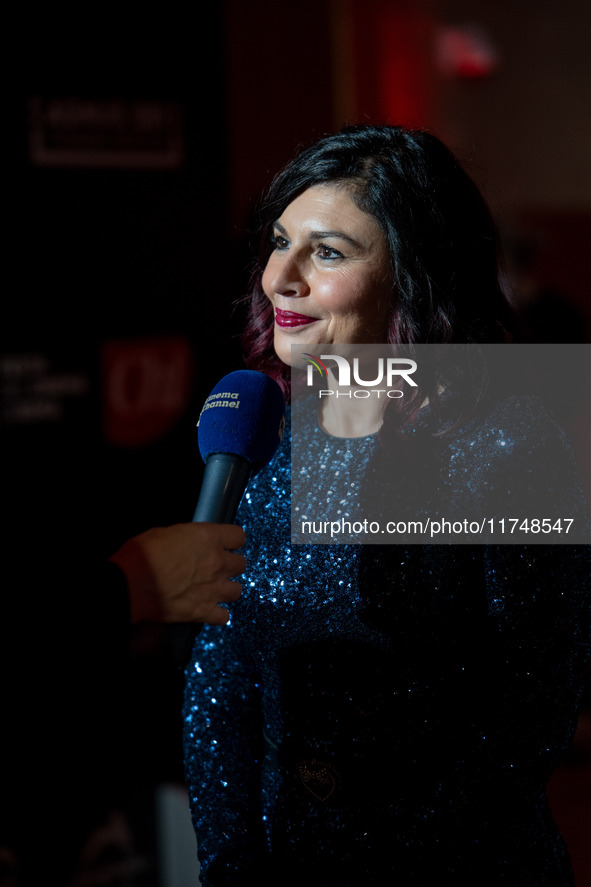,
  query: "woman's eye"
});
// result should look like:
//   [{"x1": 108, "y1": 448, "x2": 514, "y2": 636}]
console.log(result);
[
  {"x1": 271, "y1": 234, "x2": 289, "y2": 250},
  {"x1": 318, "y1": 244, "x2": 343, "y2": 260}
]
